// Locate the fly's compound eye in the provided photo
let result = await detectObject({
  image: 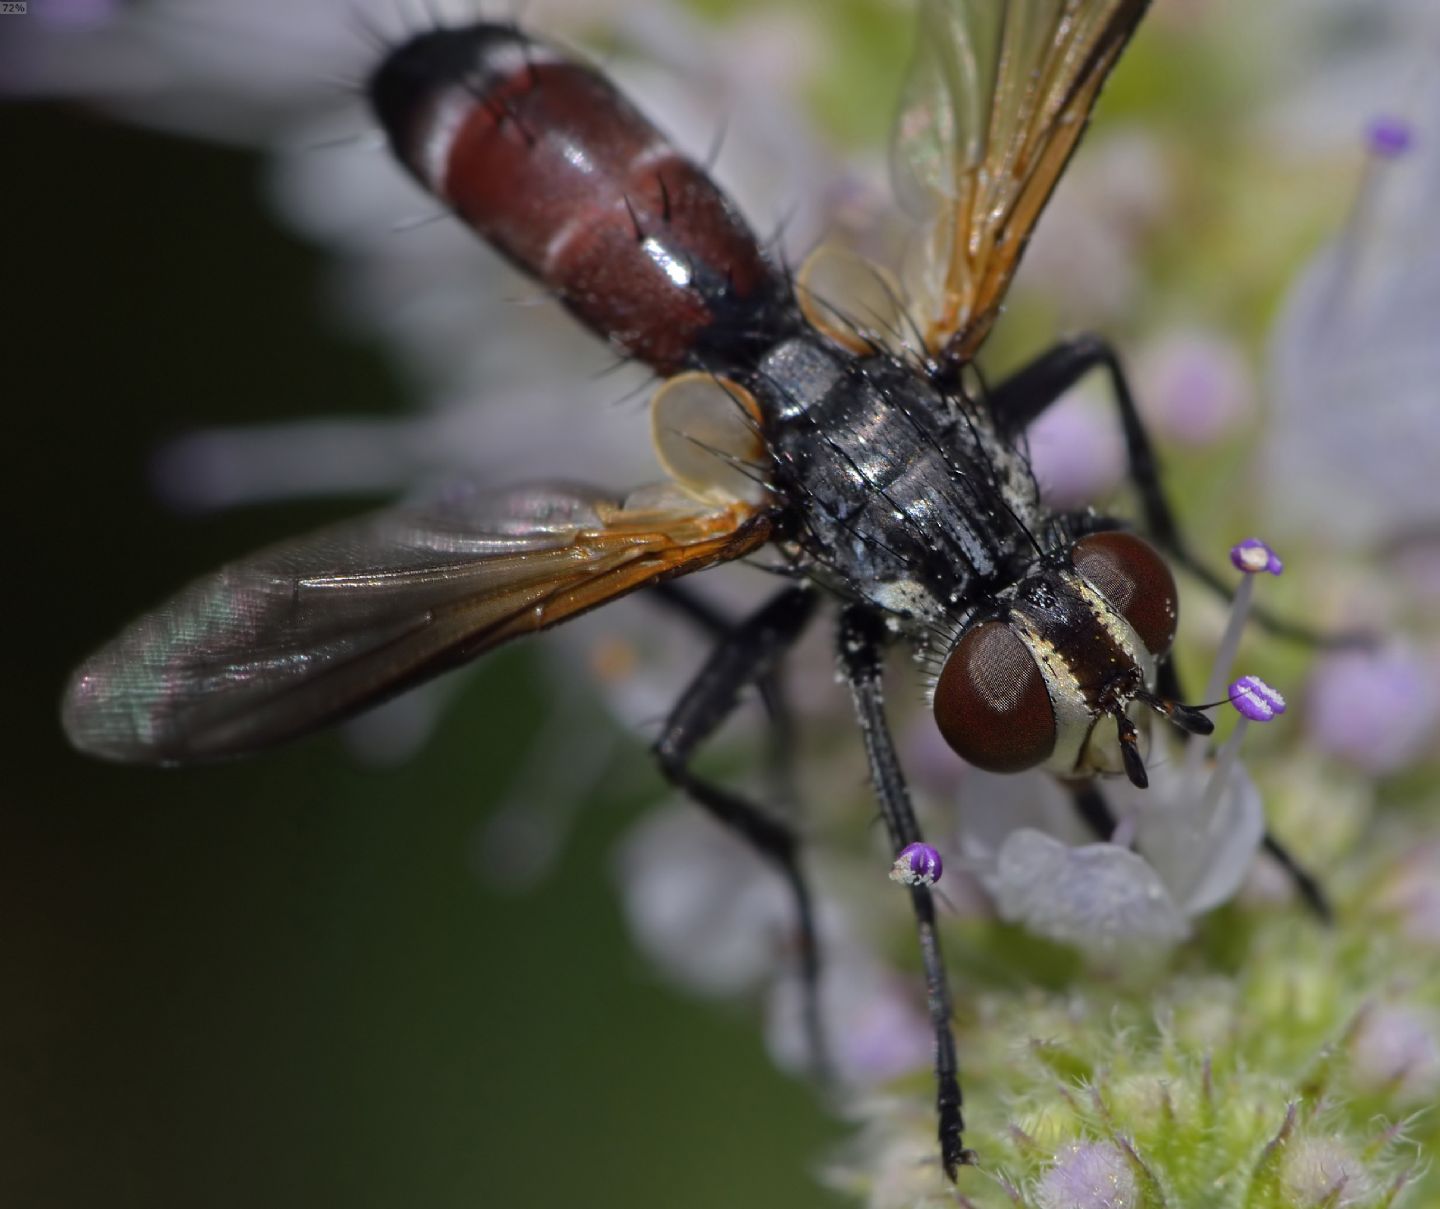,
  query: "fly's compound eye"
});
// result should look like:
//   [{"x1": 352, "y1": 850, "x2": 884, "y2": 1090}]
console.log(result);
[
  {"x1": 1071, "y1": 532, "x2": 1179, "y2": 657},
  {"x1": 933, "y1": 621, "x2": 1056, "y2": 773}
]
